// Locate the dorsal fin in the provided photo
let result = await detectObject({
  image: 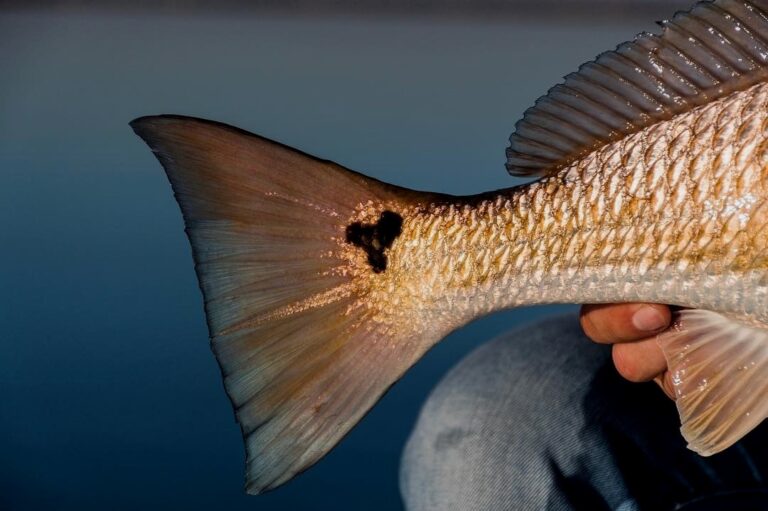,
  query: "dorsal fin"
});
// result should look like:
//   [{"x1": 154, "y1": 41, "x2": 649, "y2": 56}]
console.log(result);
[{"x1": 506, "y1": 0, "x2": 768, "y2": 176}]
